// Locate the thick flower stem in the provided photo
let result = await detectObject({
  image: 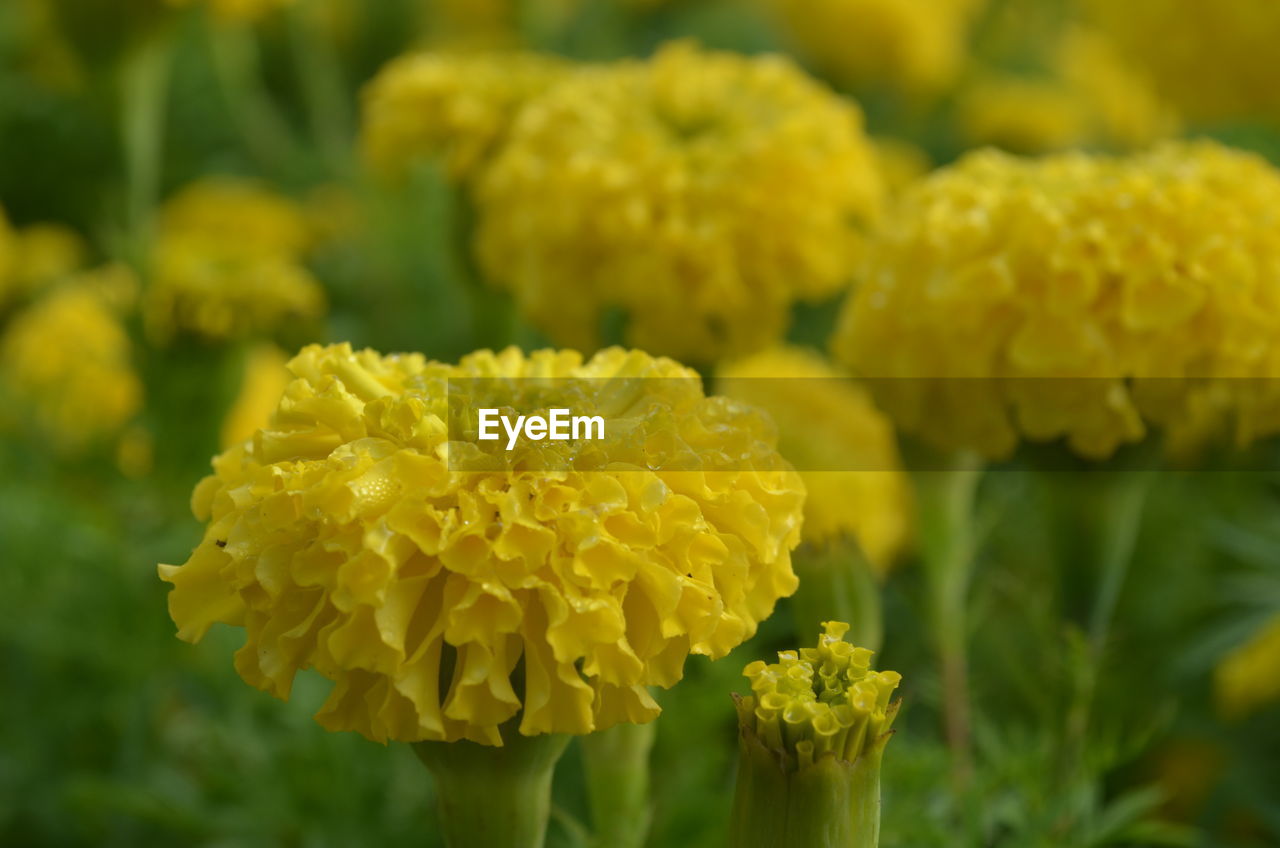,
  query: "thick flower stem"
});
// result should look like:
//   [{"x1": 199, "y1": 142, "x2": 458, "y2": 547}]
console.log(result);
[
  {"x1": 912, "y1": 454, "x2": 983, "y2": 788},
  {"x1": 580, "y1": 721, "x2": 656, "y2": 848},
  {"x1": 729, "y1": 724, "x2": 889, "y2": 848},
  {"x1": 414, "y1": 731, "x2": 570, "y2": 848},
  {"x1": 792, "y1": 542, "x2": 883, "y2": 653}
]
